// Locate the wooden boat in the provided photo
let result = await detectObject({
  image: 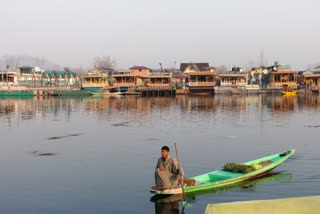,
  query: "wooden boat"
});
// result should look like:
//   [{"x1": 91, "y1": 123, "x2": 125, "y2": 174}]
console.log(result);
[
  {"x1": 89, "y1": 91, "x2": 122, "y2": 96},
  {"x1": 187, "y1": 92, "x2": 212, "y2": 96},
  {"x1": 89, "y1": 86, "x2": 124, "y2": 96},
  {"x1": 282, "y1": 90, "x2": 296, "y2": 96},
  {"x1": 100, "y1": 85, "x2": 119, "y2": 90},
  {"x1": 151, "y1": 173, "x2": 291, "y2": 203},
  {"x1": 150, "y1": 149, "x2": 295, "y2": 195},
  {"x1": 282, "y1": 87, "x2": 296, "y2": 96}
]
